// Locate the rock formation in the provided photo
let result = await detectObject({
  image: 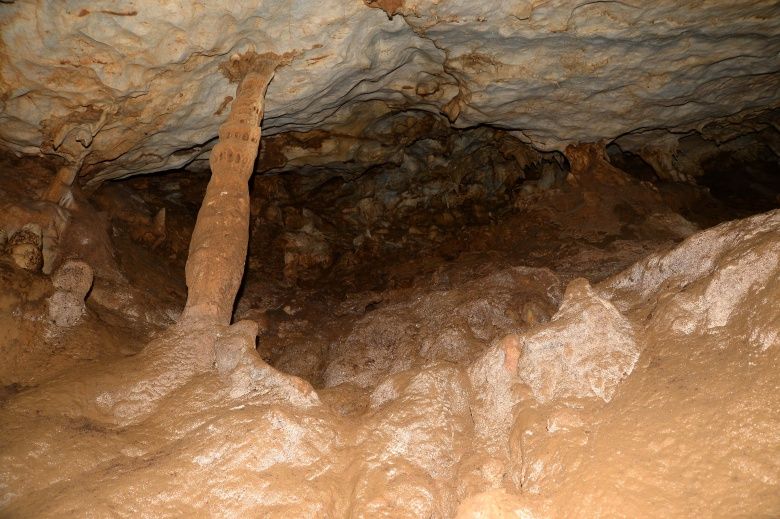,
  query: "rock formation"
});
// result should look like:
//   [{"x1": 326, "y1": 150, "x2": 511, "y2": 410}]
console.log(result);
[
  {"x1": 2, "y1": 52, "x2": 316, "y2": 429},
  {"x1": 180, "y1": 53, "x2": 280, "y2": 326},
  {"x1": 0, "y1": 149, "x2": 84, "y2": 273},
  {"x1": 0, "y1": 2, "x2": 778, "y2": 517},
  {"x1": 47, "y1": 259, "x2": 93, "y2": 327},
  {"x1": 1, "y1": 1, "x2": 777, "y2": 181}
]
